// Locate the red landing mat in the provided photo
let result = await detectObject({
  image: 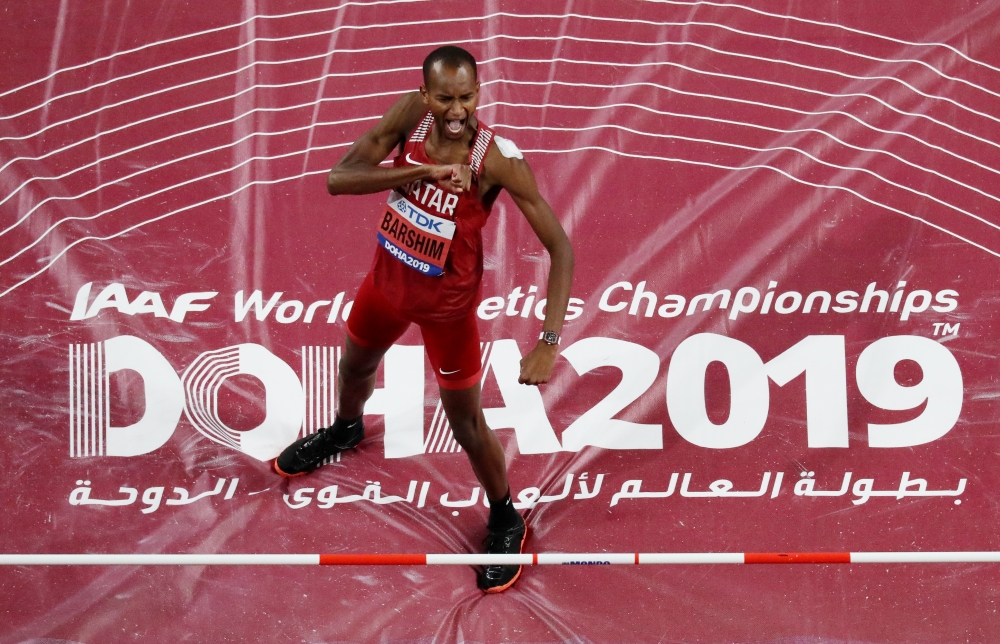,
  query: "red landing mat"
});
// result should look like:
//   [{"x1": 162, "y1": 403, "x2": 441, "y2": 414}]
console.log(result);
[{"x1": 2, "y1": 0, "x2": 1000, "y2": 641}]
